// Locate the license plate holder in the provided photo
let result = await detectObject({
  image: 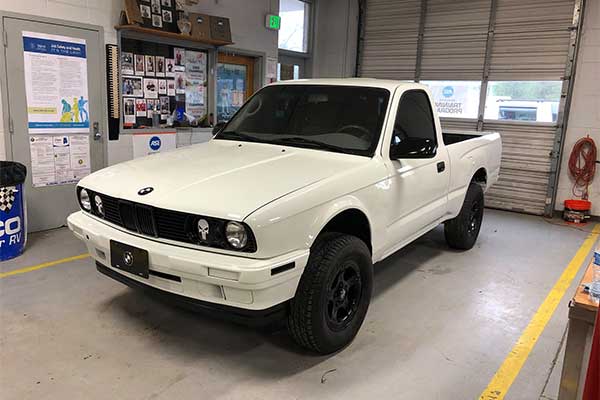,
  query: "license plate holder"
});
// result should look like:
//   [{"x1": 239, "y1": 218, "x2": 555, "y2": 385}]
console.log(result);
[{"x1": 110, "y1": 240, "x2": 149, "y2": 278}]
